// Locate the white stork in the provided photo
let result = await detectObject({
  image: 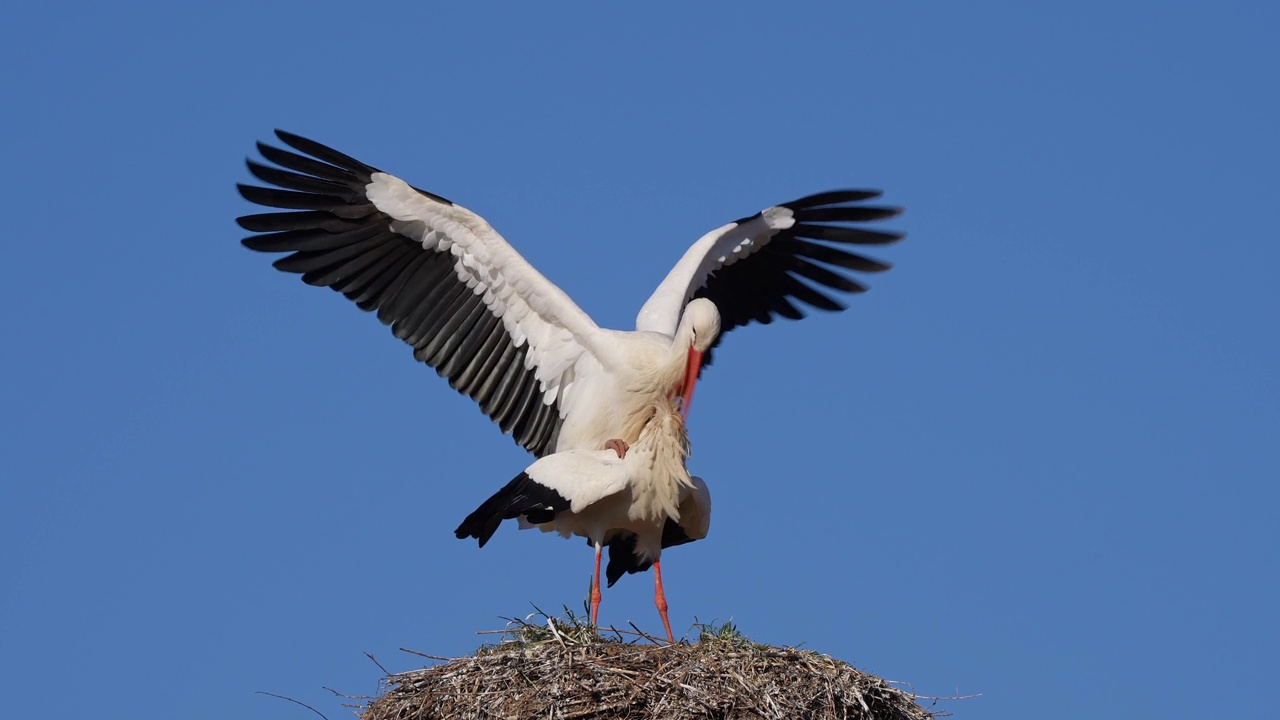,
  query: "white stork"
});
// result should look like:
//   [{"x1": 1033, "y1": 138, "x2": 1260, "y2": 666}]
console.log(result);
[{"x1": 236, "y1": 131, "x2": 903, "y2": 638}]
